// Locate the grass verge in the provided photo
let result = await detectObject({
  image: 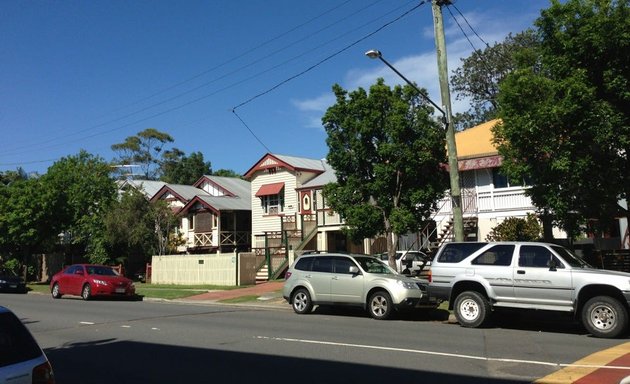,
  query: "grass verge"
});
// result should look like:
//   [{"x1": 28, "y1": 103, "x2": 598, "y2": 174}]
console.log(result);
[{"x1": 28, "y1": 282, "x2": 250, "y2": 300}]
